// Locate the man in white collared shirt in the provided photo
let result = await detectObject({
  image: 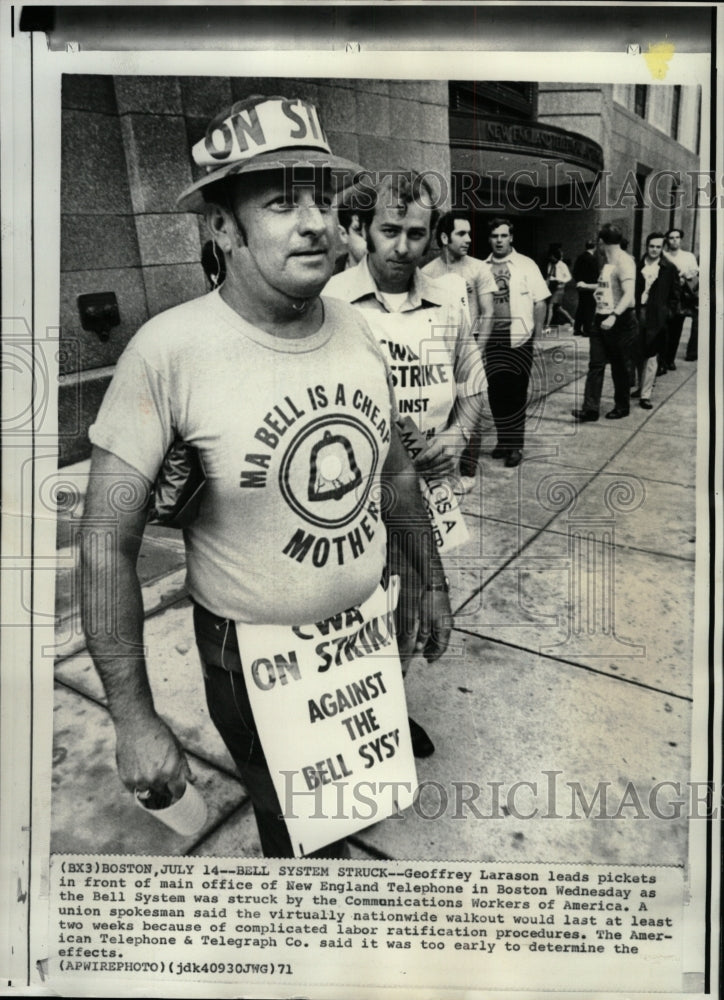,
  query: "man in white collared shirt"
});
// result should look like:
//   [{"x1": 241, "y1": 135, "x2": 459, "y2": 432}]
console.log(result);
[
  {"x1": 326, "y1": 171, "x2": 486, "y2": 758},
  {"x1": 483, "y1": 218, "x2": 550, "y2": 468},
  {"x1": 327, "y1": 176, "x2": 486, "y2": 479}
]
